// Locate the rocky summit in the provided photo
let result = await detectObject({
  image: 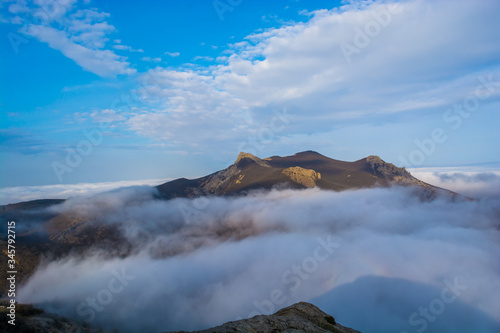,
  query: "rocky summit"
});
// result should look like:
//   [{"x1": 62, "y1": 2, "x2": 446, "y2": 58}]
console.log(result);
[{"x1": 167, "y1": 302, "x2": 361, "y2": 333}]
